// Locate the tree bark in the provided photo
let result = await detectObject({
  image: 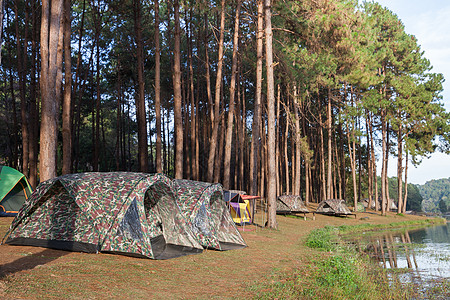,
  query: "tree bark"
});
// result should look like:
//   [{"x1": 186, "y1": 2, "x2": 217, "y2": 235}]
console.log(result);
[
  {"x1": 0, "y1": 0, "x2": 4, "y2": 64},
  {"x1": 40, "y1": 0, "x2": 64, "y2": 181},
  {"x1": 134, "y1": 0, "x2": 148, "y2": 172},
  {"x1": 223, "y1": 0, "x2": 242, "y2": 189},
  {"x1": 207, "y1": 0, "x2": 226, "y2": 183},
  {"x1": 250, "y1": 0, "x2": 264, "y2": 195},
  {"x1": 265, "y1": 0, "x2": 277, "y2": 229},
  {"x1": 154, "y1": 0, "x2": 162, "y2": 173},
  {"x1": 397, "y1": 122, "x2": 403, "y2": 213},
  {"x1": 62, "y1": 0, "x2": 72, "y2": 175},
  {"x1": 173, "y1": 0, "x2": 183, "y2": 179},
  {"x1": 327, "y1": 88, "x2": 332, "y2": 200}
]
